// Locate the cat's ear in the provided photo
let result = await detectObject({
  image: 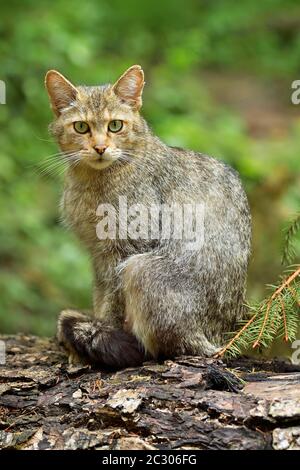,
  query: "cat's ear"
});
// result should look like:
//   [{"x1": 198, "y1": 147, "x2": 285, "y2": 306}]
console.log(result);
[
  {"x1": 112, "y1": 65, "x2": 145, "y2": 110},
  {"x1": 45, "y1": 70, "x2": 78, "y2": 116}
]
